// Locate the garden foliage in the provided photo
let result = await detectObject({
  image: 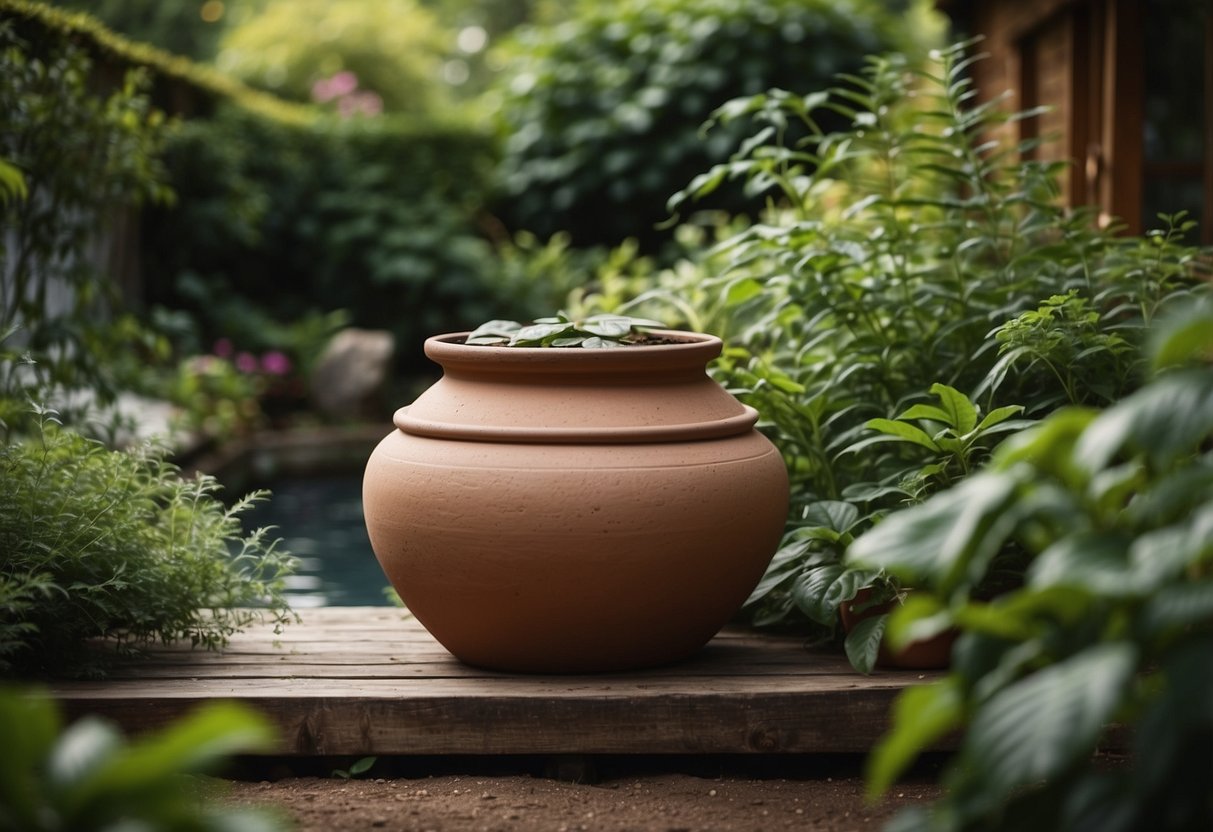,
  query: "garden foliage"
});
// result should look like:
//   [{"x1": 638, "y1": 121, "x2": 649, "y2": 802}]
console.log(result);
[
  {"x1": 0, "y1": 20, "x2": 172, "y2": 427},
  {"x1": 0, "y1": 23, "x2": 296, "y2": 678},
  {"x1": 142, "y1": 106, "x2": 505, "y2": 374},
  {"x1": 0, "y1": 409, "x2": 296, "y2": 676},
  {"x1": 217, "y1": 0, "x2": 449, "y2": 115},
  {"x1": 493, "y1": 0, "x2": 929, "y2": 250},
  {"x1": 45, "y1": 0, "x2": 229, "y2": 62},
  {"x1": 0, "y1": 688, "x2": 286, "y2": 831},
  {"x1": 850, "y1": 305, "x2": 1213, "y2": 831},
  {"x1": 657, "y1": 41, "x2": 1208, "y2": 646}
]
